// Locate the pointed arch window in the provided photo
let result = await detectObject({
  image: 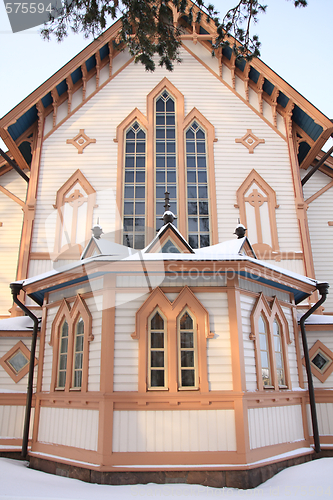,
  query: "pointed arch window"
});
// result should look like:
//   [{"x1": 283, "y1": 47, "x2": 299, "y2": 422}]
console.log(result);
[
  {"x1": 250, "y1": 293, "x2": 291, "y2": 391},
  {"x1": 116, "y1": 78, "x2": 218, "y2": 250},
  {"x1": 155, "y1": 90, "x2": 177, "y2": 231},
  {"x1": 53, "y1": 170, "x2": 97, "y2": 258},
  {"x1": 186, "y1": 121, "x2": 210, "y2": 248},
  {"x1": 123, "y1": 121, "x2": 146, "y2": 249},
  {"x1": 50, "y1": 295, "x2": 93, "y2": 392},
  {"x1": 178, "y1": 309, "x2": 198, "y2": 389},
  {"x1": 57, "y1": 320, "x2": 69, "y2": 389},
  {"x1": 148, "y1": 309, "x2": 167, "y2": 389}
]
